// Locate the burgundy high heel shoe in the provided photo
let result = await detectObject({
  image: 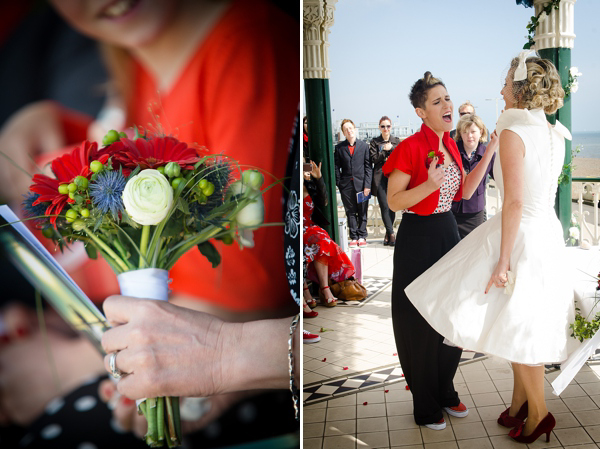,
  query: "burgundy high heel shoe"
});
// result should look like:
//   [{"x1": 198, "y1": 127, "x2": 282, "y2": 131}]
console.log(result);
[
  {"x1": 497, "y1": 401, "x2": 528, "y2": 428},
  {"x1": 509, "y1": 412, "x2": 555, "y2": 444}
]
